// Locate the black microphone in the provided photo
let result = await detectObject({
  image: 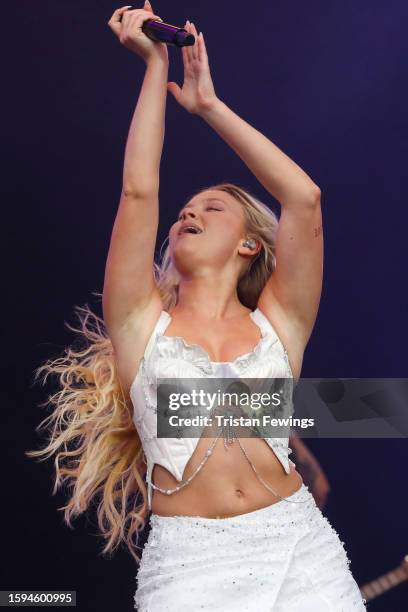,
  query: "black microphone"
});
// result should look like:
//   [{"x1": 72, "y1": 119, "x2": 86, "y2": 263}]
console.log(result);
[{"x1": 142, "y1": 19, "x2": 195, "y2": 47}]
